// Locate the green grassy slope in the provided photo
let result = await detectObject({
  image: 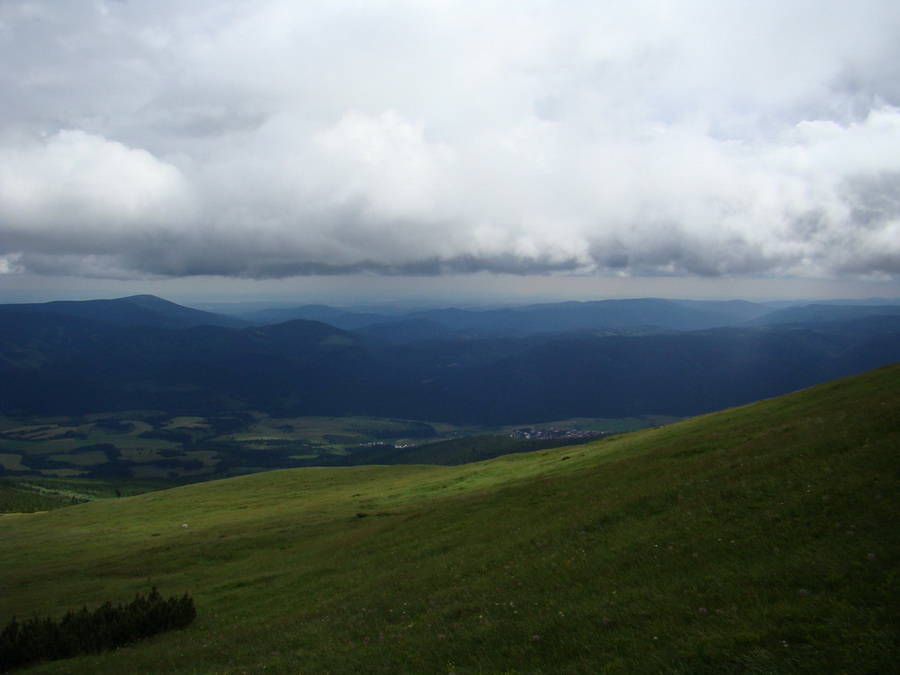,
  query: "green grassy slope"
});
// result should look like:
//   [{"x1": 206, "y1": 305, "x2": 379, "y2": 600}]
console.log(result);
[{"x1": 1, "y1": 365, "x2": 897, "y2": 673}]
